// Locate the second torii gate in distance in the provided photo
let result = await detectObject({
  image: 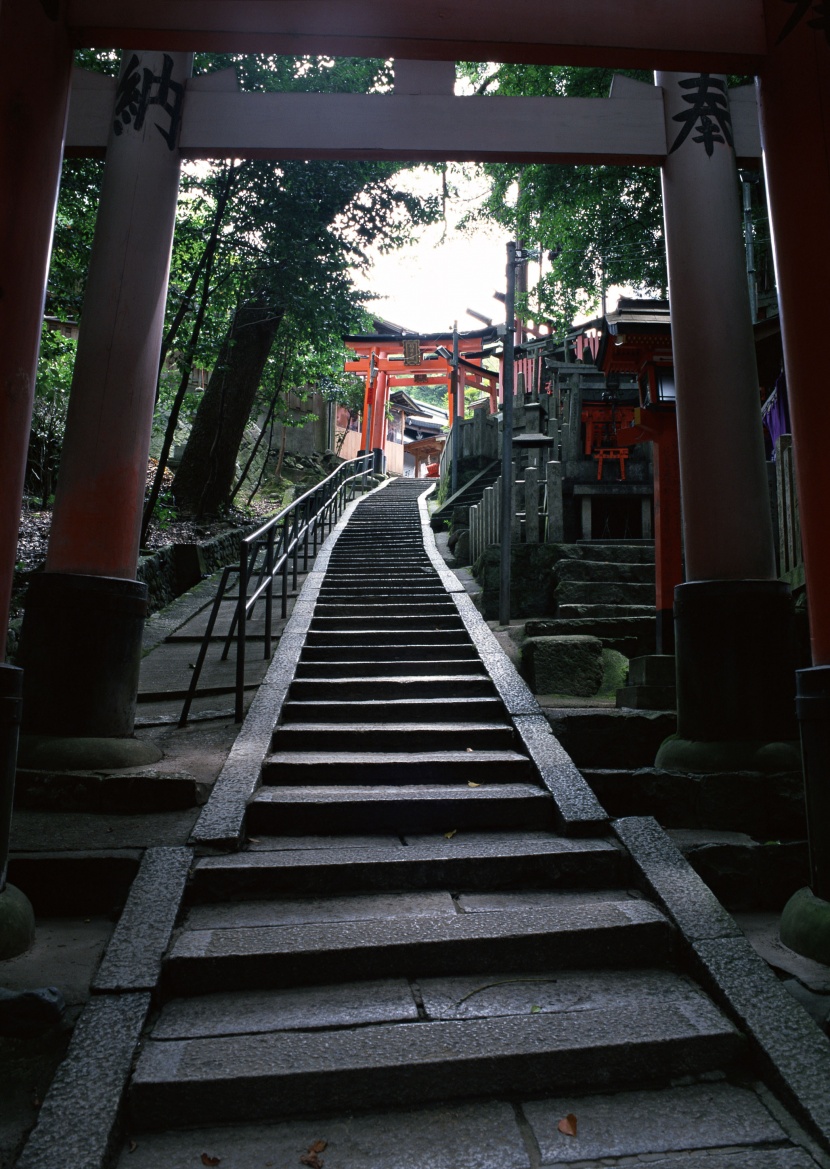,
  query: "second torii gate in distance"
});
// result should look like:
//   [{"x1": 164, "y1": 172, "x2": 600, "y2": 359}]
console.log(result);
[{"x1": 343, "y1": 328, "x2": 501, "y2": 464}]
